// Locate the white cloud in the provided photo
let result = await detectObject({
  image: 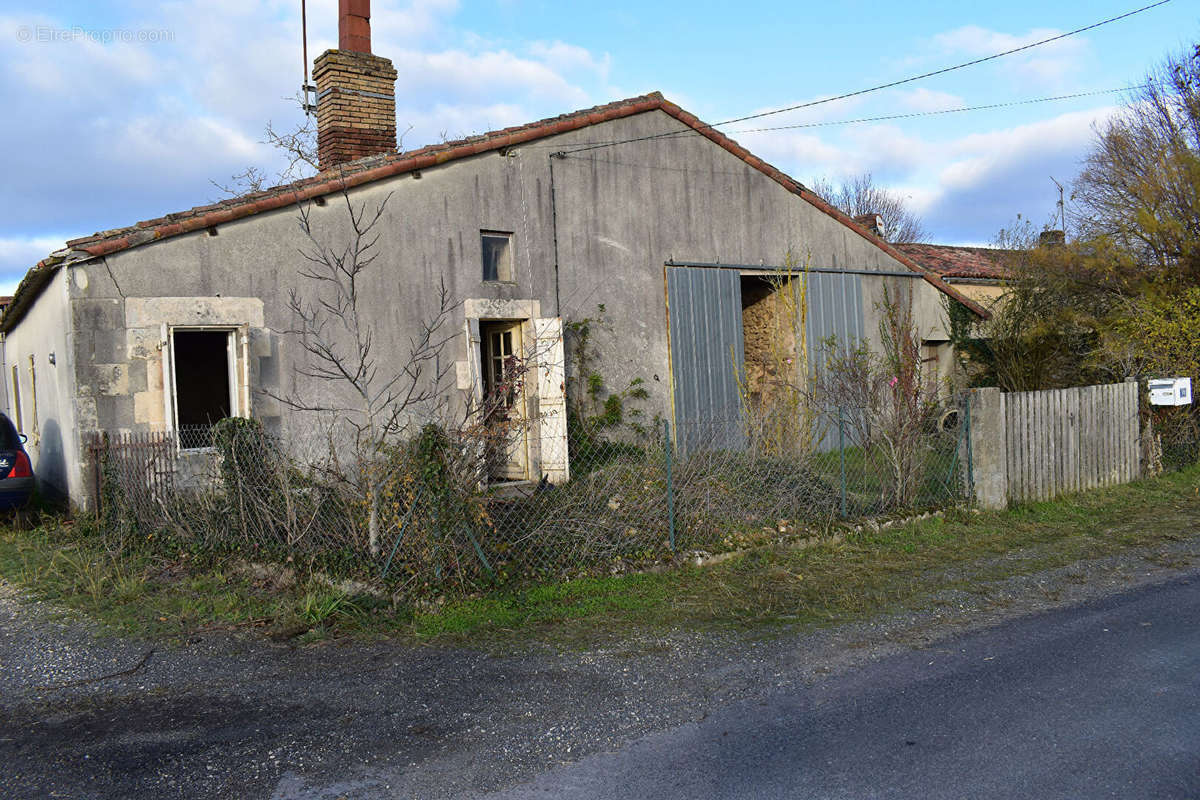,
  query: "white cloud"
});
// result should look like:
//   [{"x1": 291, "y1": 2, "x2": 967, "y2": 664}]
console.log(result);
[
  {"x1": 2, "y1": 0, "x2": 610, "y2": 246},
  {"x1": 740, "y1": 102, "x2": 1120, "y2": 244},
  {"x1": 842, "y1": 124, "x2": 936, "y2": 175},
  {"x1": 0, "y1": 235, "x2": 74, "y2": 290},
  {"x1": 738, "y1": 130, "x2": 851, "y2": 175},
  {"x1": 371, "y1": 0, "x2": 461, "y2": 45},
  {"x1": 0, "y1": 14, "x2": 162, "y2": 96},
  {"x1": 931, "y1": 25, "x2": 1089, "y2": 88},
  {"x1": 528, "y1": 40, "x2": 611, "y2": 80},
  {"x1": 399, "y1": 102, "x2": 531, "y2": 143},
  {"x1": 895, "y1": 88, "x2": 964, "y2": 112},
  {"x1": 920, "y1": 107, "x2": 1117, "y2": 240},
  {"x1": 392, "y1": 48, "x2": 592, "y2": 106}
]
